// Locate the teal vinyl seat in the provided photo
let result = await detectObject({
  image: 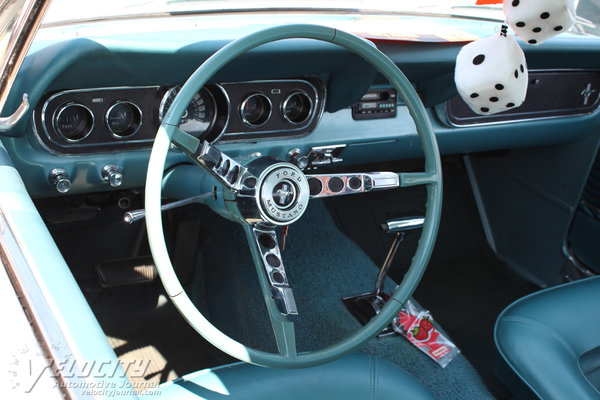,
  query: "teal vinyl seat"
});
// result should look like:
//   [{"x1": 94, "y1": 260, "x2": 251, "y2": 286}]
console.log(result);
[
  {"x1": 495, "y1": 276, "x2": 600, "y2": 399},
  {"x1": 140, "y1": 353, "x2": 435, "y2": 399}
]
